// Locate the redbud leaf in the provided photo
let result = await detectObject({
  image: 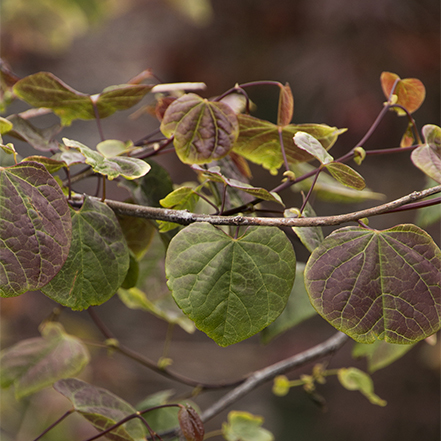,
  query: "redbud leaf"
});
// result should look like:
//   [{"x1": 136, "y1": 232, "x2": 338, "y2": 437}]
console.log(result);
[{"x1": 277, "y1": 82, "x2": 294, "y2": 127}]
